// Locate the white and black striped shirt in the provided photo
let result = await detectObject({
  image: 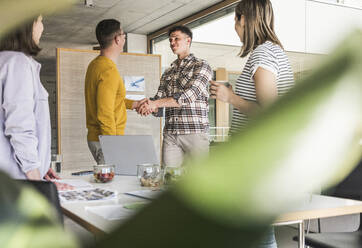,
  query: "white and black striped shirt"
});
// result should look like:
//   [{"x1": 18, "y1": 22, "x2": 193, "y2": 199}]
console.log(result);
[{"x1": 230, "y1": 41, "x2": 294, "y2": 133}]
